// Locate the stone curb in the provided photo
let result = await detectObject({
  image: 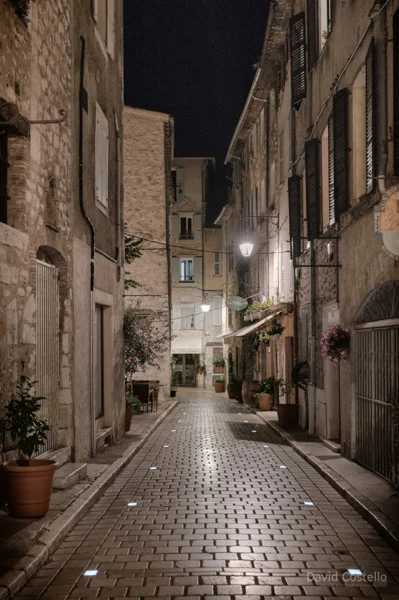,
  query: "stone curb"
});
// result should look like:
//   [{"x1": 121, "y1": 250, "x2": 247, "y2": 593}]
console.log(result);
[
  {"x1": 254, "y1": 410, "x2": 399, "y2": 554},
  {"x1": 0, "y1": 400, "x2": 178, "y2": 600}
]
